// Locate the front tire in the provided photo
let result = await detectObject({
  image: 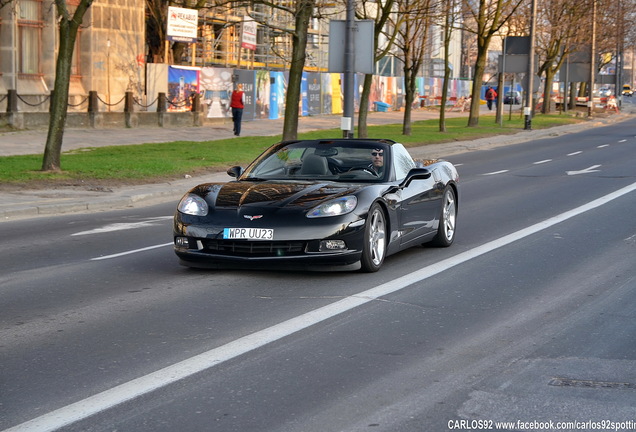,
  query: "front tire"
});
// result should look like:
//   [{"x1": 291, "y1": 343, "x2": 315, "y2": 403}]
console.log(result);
[
  {"x1": 430, "y1": 186, "x2": 457, "y2": 247},
  {"x1": 360, "y1": 203, "x2": 386, "y2": 272}
]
